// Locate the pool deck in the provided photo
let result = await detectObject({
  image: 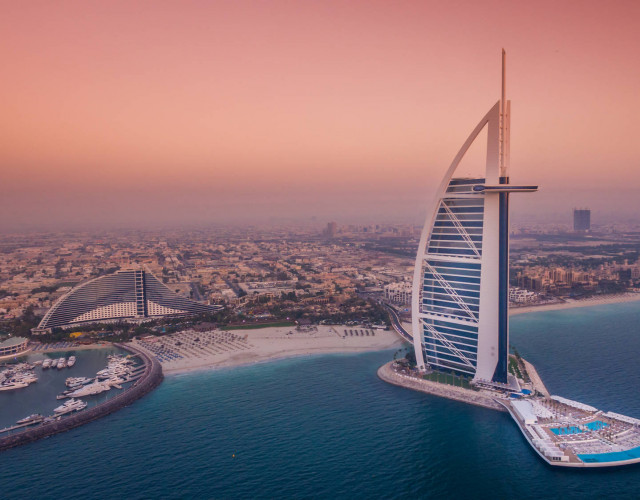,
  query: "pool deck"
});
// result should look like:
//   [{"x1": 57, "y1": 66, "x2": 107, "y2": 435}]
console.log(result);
[
  {"x1": 379, "y1": 361, "x2": 640, "y2": 468},
  {"x1": 497, "y1": 399, "x2": 640, "y2": 468}
]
